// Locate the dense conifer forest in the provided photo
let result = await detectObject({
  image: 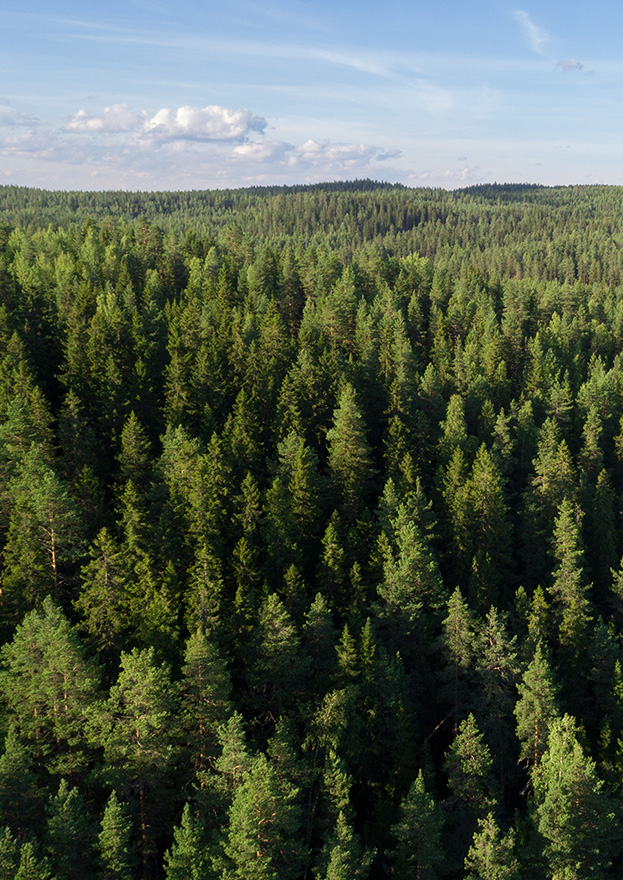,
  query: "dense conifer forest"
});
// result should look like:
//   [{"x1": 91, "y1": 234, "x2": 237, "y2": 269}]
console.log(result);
[{"x1": 2, "y1": 179, "x2": 623, "y2": 876}]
